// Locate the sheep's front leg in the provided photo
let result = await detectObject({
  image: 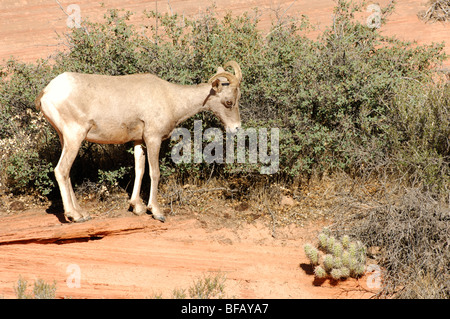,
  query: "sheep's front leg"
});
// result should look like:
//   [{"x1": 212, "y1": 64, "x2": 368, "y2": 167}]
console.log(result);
[
  {"x1": 145, "y1": 137, "x2": 165, "y2": 222},
  {"x1": 129, "y1": 141, "x2": 147, "y2": 215}
]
